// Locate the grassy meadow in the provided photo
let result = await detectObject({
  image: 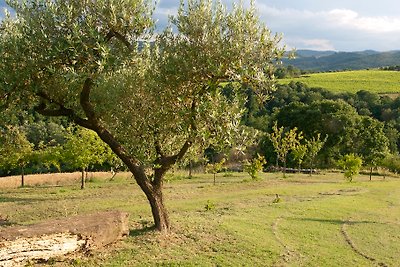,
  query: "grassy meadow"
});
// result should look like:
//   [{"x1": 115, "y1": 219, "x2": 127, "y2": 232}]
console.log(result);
[
  {"x1": 279, "y1": 70, "x2": 400, "y2": 94},
  {"x1": 1, "y1": 171, "x2": 399, "y2": 266}
]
